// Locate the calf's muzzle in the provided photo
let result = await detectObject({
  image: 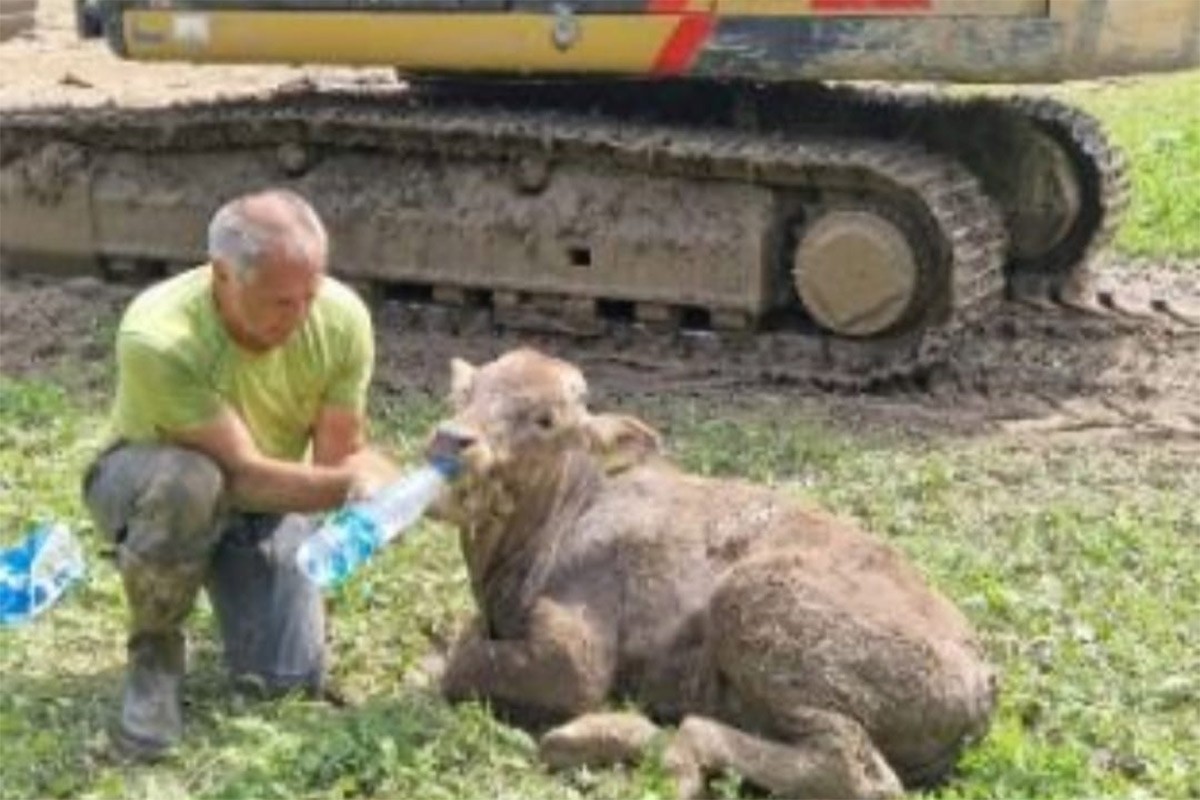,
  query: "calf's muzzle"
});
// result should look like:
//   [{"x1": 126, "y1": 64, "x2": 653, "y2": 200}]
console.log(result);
[{"x1": 426, "y1": 425, "x2": 479, "y2": 472}]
